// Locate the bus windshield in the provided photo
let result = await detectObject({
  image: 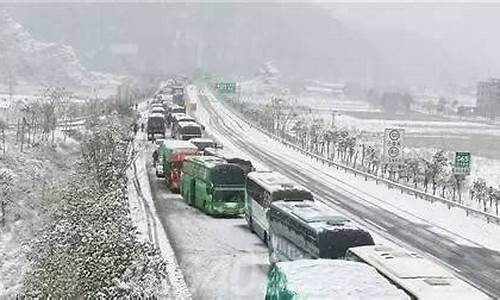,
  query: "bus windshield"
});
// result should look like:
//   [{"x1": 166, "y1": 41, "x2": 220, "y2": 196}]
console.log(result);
[
  {"x1": 210, "y1": 165, "x2": 245, "y2": 185},
  {"x1": 213, "y1": 190, "x2": 245, "y2": 202}
]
